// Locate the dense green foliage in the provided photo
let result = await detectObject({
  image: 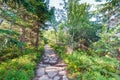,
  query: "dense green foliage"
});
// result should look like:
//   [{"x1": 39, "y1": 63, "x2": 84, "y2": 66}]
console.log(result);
[
  {"x1": 51, "y1": 44, "x2": 120, "y2": 80},
  {"x1": 92, "y1": 24, "x2": 120, "y2": 57},
  {"x1": 0, "y1": 47, "x2": 44, "y2": 80},
  {"x1": 66, "y1": 53, "x2": 119, "y2": 80},
  {"x1": 0, "y1": 0, "x2": 120, "y2": 80},
  {"x1": 48, "y1": 0, "x2": 120, "y2": 79},
  {"x1": 0, "y1": 0, "x2": 49, "y2": 80}
]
